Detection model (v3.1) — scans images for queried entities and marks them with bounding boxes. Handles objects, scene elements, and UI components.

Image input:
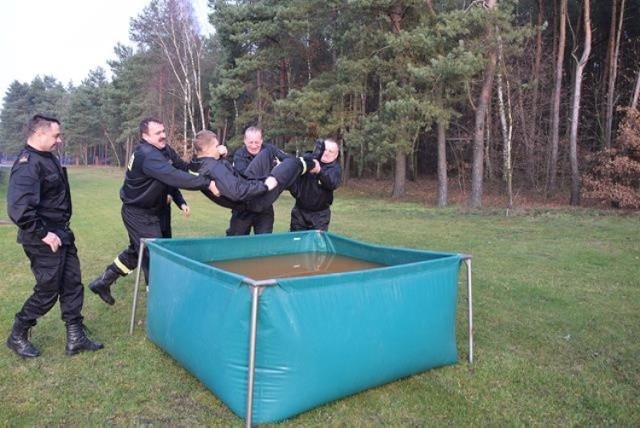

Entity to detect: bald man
[289,139,342,231]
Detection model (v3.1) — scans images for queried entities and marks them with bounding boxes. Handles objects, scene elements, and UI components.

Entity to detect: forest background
[1,0,639,210]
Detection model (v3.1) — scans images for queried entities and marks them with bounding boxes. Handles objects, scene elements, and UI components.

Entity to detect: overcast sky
[0,0,212,112]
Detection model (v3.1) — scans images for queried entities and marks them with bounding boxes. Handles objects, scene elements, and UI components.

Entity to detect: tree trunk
[527,0,544,188]
[631,69,640,110]
[437,121,448,207]
[604,0,625,149]
[221,118,228,145]
[569,0,591,206]
[484,99,493,181]
[82,144,88,166]
[469,0,498,209]
[358,141,364,178]
[547,0,566,196]
[359,88,367,178]
[280,58,287,99]
[410,128,420,182]
[184,30,206,130]
[391,150,406,199]
[306,18,313,83]
[343,148,351,186]
[497,29,514,209]
[603,0,618,148]
[389,4,408,199]
[257,70,263,127]
[516,86,533,187]
[183,98,188,157]
[233,99,239,136]
[102,127,121,167]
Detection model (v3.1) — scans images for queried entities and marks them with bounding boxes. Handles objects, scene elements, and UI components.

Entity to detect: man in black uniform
[88,117,219,306]
[6,114,103,357]
[188,130,315,212]
[289,139,342,231]
[227,126,291,235]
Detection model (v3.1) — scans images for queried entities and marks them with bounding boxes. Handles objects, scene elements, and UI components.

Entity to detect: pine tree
[0,77,67,156]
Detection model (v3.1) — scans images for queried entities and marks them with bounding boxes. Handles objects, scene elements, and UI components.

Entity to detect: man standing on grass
[289,139,342,231]
[6,114,103,357]
[88,117,220,306]
[226,126,291,235]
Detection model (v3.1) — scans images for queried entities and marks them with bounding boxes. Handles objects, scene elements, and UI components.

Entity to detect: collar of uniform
[24,144,54,157]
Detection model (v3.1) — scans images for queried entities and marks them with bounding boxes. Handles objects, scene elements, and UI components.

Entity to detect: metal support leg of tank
[129,238,152,335]
[461,254,473,364]
[244,278,276,428]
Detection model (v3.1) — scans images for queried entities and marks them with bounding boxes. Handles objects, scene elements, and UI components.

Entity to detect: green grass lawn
[0,167,638,425]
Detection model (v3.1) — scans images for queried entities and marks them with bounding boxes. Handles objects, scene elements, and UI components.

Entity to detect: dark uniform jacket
[188,156,268,209]
[168,187,187,208]
[8,145,72,244]
[290,160,342,212]
[232,143,290,179]
[121,139,210,212]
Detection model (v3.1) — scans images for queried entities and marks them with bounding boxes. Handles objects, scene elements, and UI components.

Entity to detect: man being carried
[188,130,316,213]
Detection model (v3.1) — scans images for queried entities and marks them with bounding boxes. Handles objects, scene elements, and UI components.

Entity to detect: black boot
[89,264,121,305]
[300,154,316,174]
[65,323,104,356]
[6,319,40,358]
[312,138,325,160]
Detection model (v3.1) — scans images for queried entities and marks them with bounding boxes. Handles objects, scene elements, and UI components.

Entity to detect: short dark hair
[27,114,60,137]
[194,130,218,153]
[139,117,163,137]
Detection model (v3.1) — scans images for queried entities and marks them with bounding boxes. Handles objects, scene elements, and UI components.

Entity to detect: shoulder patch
[18,153,29,164]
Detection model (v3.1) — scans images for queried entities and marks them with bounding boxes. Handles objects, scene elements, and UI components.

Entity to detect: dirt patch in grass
[342,178,569,208]
[342,178,640,216]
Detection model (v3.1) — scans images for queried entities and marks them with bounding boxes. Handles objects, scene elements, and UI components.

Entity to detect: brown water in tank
[209,252,385,280]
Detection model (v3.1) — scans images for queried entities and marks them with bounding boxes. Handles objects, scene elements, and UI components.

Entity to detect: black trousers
[159,204,172,239]
[226,150,301,236]
[290,206,331,231]
[245,157,306,213]
[226,207,275,235]
[114,205,163,281]
[16,241,84,327]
